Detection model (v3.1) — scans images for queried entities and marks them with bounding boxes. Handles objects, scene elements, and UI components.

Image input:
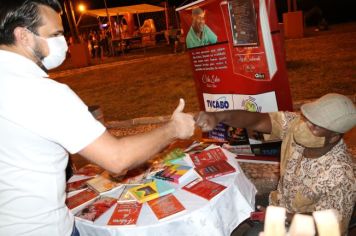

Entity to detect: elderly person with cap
[186,7,217,49]
[195,93,356,235]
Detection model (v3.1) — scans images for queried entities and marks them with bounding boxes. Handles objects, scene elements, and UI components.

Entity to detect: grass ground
[53,22,356,122]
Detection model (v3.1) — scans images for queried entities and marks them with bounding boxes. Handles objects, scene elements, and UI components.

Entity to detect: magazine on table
[107,202,143,226]
[75,196,117,222]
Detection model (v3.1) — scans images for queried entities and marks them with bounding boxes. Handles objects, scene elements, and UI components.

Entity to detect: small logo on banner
[206,97,230,110]
[203,93,234,112]
[241,96,262,112]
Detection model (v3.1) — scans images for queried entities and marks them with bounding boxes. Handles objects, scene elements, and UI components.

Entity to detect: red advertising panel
[177,0,293,141]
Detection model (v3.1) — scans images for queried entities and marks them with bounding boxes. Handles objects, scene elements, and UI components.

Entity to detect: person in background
[186,7,217,49]
[196,93,356,235]
[0,1,195,235]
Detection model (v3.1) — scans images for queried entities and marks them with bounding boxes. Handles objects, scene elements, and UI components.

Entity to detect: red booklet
[147,194,186,220]
[107,202,143,226]
[182,178,227,200]
[75,196,117,222]
[190,147,235,179]
[190,147,227,167]
[66,188,99,210]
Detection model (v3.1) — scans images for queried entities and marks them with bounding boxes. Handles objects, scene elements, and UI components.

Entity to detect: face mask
[293,119,325,148]
[41,36,68,70]
[27,30,68,70]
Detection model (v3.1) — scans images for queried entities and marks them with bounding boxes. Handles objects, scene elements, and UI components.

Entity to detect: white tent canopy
[84,4,164,17]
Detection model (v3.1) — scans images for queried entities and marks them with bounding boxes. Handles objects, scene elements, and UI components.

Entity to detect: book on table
[117,185,139,203]
[146,148,186,177]
[128,179,175,203]
[147,194,186,221]
[190,147,236,179]
[75,196,117,222]
[66,177,94,193]
[182,178,227,201]
[107,202,143,226]
[65,188,99,211]
[162,148,186,163]
[190,147,228,166]
[86,171,122,194]
[153,162,193,184]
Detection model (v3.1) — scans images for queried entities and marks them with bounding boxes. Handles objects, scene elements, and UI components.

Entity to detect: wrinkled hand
[195,111,218,132]
[170,99,195,139]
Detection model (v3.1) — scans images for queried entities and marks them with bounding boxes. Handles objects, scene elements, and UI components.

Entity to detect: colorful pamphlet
[147,194,186,220]
[182,178,227,200]
[128,179,175,203]
[65,188,99,210]
[163,148,185,163]
[107,202,143,226]
[75,196,117,222]
[153,163,193,184]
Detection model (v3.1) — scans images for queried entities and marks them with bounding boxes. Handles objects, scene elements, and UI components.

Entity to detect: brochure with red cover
[147,194,186,220]
[195,160,236,179]
[107,202,143,226]
[182,178,227,200]
[190,147,228,167]
[66,188,99,210]
[190,147,235,179]
[75,196,117,222]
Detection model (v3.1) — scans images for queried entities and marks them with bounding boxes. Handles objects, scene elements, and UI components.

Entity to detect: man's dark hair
[0,0,62,45]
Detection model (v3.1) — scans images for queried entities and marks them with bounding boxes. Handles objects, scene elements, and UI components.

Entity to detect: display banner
[177,0,293,141]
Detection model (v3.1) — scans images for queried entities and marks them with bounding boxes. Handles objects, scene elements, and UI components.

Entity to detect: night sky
[59,0,356,32]
[60,0,356,22]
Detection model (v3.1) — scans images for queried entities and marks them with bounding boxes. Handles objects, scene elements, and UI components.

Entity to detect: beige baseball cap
[301,93,356,133]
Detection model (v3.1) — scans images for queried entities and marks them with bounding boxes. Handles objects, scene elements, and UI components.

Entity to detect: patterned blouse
[267,111,355,234]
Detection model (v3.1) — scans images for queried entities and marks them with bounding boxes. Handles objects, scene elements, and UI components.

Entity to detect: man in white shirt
[0,1,195,235]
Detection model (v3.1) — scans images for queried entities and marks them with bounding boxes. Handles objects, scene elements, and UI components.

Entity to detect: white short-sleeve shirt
[0,50,106,235]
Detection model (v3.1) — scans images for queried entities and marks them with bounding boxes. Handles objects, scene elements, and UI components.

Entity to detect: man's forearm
[212,110,272,133]
[113,122,177,170]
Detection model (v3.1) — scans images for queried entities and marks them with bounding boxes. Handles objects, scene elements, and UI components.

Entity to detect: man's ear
[13,27,31,46]
[329,133,342,144]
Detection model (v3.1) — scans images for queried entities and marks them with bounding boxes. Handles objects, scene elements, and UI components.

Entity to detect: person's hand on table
[169,98,195,139]
[195,111,219,132]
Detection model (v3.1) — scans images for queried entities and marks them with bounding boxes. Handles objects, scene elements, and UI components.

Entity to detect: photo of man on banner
[186,7,218,49]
